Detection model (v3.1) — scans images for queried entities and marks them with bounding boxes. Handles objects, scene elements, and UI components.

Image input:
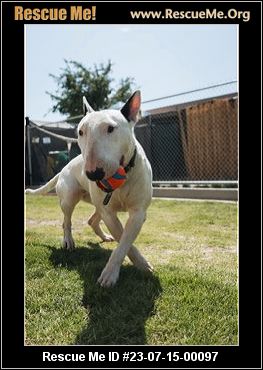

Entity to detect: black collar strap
[124,147,137,173]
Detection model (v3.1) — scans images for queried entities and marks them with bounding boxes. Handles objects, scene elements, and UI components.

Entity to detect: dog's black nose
[86,167,105,181]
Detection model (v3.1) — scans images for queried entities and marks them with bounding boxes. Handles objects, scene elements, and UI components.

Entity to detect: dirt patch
[26,219,61,226]
[201,245,237,260]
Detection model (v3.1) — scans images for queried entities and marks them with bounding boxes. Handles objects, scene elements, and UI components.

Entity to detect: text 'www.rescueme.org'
[130,8,251,22]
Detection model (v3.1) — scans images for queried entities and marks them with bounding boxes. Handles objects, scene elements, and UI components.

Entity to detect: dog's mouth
[85,155,126,182]
[86,167,105,181]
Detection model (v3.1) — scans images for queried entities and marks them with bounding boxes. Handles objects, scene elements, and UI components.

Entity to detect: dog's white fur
[26,91,153,287]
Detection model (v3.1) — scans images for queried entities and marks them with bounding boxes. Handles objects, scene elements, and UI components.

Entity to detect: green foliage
[46,60,135,117]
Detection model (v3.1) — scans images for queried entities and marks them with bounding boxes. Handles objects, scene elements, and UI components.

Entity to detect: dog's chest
[88,180,129,211]
[109,188,129,211]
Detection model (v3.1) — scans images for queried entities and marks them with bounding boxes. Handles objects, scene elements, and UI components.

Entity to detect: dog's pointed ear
[83,96,94,115]
[120,91,141,123]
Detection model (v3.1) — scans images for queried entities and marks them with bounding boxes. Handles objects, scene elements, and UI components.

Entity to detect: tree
[46,60,135,117]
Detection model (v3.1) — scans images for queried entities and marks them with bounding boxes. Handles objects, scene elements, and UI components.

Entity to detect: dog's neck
[121,144,137,174]
[124,147,137,174]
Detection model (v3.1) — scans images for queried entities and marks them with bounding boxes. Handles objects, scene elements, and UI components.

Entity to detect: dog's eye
[107,126,115,134]
[79,129,83,136]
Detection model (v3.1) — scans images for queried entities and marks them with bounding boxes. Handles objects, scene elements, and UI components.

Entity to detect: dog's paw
[101,234,115,243]
[97,265,120,288]
[62,236,75,251]
[135,259,154,273]
[143,261,154,273]
[130,255,154,272]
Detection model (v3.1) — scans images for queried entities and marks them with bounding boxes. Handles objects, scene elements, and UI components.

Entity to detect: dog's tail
[25,173,60,195]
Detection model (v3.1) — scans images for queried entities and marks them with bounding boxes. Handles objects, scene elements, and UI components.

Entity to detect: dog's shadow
[49,243,162,345]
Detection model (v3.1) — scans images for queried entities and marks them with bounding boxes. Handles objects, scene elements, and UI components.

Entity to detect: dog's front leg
[98,212,153,272]
[98,209,146,287]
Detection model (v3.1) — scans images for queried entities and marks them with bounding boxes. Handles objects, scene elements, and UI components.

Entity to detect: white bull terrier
[26,91,153,287]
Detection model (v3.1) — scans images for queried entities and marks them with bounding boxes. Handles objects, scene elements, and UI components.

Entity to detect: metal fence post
[26,117,33,186]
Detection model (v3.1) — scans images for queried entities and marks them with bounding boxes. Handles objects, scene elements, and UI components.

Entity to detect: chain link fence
[26,82,238,186]
[136,93,238,184]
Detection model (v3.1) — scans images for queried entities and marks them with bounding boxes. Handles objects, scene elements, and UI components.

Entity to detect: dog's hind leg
[56,176,81,251]
[60,199,79,250]
[88,211,114,242]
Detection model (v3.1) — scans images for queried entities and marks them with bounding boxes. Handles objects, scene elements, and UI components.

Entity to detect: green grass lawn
[25,195,238,345]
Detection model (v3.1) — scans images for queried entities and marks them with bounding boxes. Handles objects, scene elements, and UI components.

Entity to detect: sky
[26,24,237,121]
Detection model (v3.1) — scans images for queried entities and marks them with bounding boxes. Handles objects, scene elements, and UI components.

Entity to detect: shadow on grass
[49,243,162,345]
